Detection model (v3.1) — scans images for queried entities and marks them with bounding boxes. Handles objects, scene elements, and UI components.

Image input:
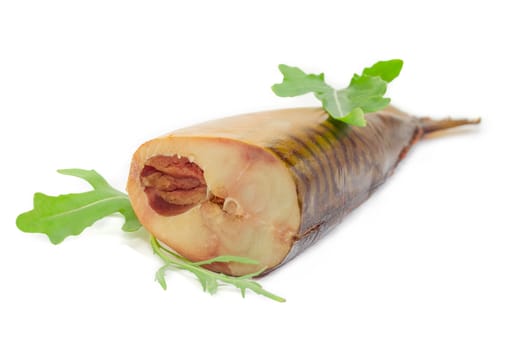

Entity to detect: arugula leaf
[362,59,403,82]
[150,236,286,302]
[272,59,403,126]
[16,169,141,244]
[17,169,283,301]
[271,64,330,96]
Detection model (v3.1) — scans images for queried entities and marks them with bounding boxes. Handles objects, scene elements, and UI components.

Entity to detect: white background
[1,1,524,349]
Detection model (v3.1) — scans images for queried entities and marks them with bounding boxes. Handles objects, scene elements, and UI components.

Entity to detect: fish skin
[128,106,479,275]
[264,106,479,273]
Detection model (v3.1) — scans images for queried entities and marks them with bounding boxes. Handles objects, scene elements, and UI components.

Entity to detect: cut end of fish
[127,136,301,276]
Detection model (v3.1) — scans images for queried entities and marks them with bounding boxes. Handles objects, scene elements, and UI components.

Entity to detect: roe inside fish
[140,155,208,216]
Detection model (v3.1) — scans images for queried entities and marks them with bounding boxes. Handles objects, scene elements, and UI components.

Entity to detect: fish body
[127,107,478,275]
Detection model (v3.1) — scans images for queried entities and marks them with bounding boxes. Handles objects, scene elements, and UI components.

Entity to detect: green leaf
[150,236,286,302]
[17,169,285,301]
[196,274,209,292]
[315,89,353,118]
[338,108,367,127]
[272,59,403,126]
[155,265,170,290]
[16,169,141,244]
[346,74,390,113]
[193,255,260,266]
[361,59,403,82]
[205,277,219,295]
[272,64,330,96]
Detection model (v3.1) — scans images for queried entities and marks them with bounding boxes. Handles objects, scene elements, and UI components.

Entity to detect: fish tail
[420,117,481,134]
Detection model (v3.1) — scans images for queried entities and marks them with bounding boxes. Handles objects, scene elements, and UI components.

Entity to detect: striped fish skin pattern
[267,110,422,269]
